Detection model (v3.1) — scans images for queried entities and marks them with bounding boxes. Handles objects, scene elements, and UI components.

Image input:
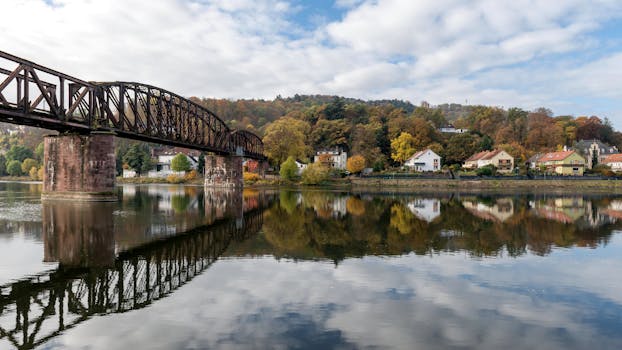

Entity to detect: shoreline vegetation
[4,176,621,192]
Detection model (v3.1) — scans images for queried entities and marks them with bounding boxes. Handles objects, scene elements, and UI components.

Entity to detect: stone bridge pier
[204,154,243,188]
[43,132,116,201]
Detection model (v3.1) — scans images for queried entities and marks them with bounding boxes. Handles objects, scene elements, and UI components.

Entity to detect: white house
[603,153,622,171]
[404,149,441,172]
[123,148,200,178]
[295,160,308,175]
[314,148,347,169]
[148,153,198,178]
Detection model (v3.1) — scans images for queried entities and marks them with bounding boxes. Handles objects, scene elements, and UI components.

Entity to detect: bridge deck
[0,51,264,159]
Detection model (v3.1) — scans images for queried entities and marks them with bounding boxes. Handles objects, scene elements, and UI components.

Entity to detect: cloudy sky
[1,0,622,126]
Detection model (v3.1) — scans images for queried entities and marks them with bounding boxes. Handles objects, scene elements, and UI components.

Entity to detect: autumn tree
[346,155,366,174]
[21,158,38,174]
[525,112,563,151]
[171,154,191,172]
[443,133,482,165]
[311,119,350,150]
[390,132,417,164]
[263,117,311,166]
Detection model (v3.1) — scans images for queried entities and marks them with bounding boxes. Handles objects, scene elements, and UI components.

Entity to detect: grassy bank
[348,177,622,192]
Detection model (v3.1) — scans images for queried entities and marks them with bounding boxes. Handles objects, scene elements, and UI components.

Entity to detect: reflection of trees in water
[254,193,622,262]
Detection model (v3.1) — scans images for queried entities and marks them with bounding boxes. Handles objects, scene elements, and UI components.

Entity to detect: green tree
[280,156,298,181]
[34,142,44,162]
[6,160,22,176]
[311,119,350,150]
[263,117,311,166]
[301,163,329,185]
[0,154,6,176]
[443,133,482,165]
[6,145,33,163]
[122,144,152,176]
[198,153,205,175]
[21,158,38,174]
[390,132,416,164]
[171,153,191,172]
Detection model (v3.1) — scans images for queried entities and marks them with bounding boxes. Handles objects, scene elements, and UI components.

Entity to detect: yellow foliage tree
[390,132,416,164]
[346,155,366,174]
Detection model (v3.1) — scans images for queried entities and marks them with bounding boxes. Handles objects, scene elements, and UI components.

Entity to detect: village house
[404,149,441,172]
[463,150,514,172]
[295,159,308,175]
[573,139,619,169]
[439,124,468,134]
[314,148,347,169]
[603,154,622,172]
[534,150,585,176]
[123,148,199,178]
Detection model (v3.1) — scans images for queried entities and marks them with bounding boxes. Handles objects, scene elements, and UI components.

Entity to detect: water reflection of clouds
[45,235,622,350]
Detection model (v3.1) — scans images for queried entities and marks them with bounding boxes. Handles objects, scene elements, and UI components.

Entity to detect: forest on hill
[0,94,619,175]
[194,95,620,169]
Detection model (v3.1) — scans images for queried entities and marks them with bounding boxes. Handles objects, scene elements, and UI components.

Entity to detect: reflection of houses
[463,150,514,172]
[462,198,514,222]
[313,196,347,219]
[602,200,622,221]
[314,148,347,169]
[530,197,585,224]
[574,139,619,169]
[404,149,441,172]
[533,150,585,176]
[407,198,440,222]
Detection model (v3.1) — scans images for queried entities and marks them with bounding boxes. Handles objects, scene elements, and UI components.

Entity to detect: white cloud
[0,0,621,125]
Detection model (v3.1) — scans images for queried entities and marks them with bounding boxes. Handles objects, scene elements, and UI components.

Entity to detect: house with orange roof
[534,150,585,176]
[603,153,622,171]
[404,149,441,172]
[463,149,514,173]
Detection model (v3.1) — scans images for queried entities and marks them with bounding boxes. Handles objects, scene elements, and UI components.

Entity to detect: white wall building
[314,149,347,169]
[295,160,308,175]
[404,149,441,172]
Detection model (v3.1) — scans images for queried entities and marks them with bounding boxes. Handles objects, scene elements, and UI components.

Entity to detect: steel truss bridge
[0,210,264,350]
[0,51,264,159]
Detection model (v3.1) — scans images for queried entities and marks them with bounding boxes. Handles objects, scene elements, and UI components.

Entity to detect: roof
[527,153,543,163]
[538,150,578,162]
[574,139,619,155]
[603,153,622,163]
[407,149,439,161]
[465,149,510,162]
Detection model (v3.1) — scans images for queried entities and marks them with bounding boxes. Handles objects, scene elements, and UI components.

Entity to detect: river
[0,182,621,349]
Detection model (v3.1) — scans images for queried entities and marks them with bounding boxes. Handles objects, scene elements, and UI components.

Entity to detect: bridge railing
[0,51,265,159]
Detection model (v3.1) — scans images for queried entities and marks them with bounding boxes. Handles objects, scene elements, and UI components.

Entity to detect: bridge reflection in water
[0,192,267,350]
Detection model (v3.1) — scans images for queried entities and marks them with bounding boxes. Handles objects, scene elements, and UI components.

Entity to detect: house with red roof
[603,153,622,172]
[463,149,514,173]
[534,150,585,176]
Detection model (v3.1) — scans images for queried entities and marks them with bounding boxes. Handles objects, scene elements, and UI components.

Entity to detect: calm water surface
[0,182,621,349]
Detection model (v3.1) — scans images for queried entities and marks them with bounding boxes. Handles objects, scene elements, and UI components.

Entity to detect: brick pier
[43,132,116,201]
[204,155,243,188]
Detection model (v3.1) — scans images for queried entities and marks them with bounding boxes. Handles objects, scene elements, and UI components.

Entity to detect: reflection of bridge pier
[42,201,116,267]
[204,188,244,225]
